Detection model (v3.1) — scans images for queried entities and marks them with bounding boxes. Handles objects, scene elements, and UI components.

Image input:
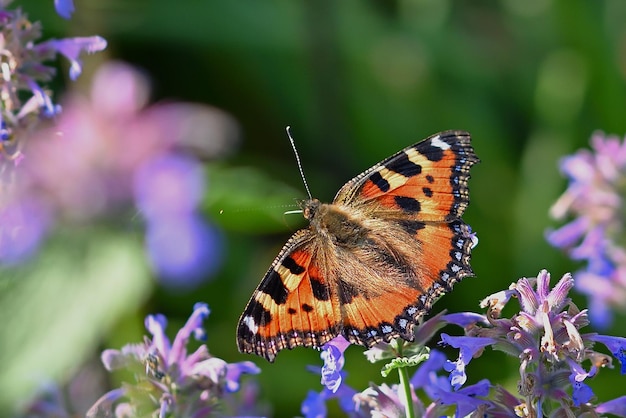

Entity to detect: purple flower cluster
[302,270,626,417]
[0,1,105,162]
[87,303,262,417]
[547,131,626,328]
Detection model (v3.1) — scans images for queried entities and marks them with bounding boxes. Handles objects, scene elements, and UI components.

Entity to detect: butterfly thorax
[302,198,368,247]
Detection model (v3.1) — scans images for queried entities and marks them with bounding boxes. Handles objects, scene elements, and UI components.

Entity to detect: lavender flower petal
[588,334,626,374]
[595,396,626,416]
[42,36,107,80]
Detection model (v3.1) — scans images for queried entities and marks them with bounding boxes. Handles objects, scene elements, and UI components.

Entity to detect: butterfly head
[301,198,321,221]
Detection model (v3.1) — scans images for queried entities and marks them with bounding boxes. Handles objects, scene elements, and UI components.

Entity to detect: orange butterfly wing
[237,131,478,361]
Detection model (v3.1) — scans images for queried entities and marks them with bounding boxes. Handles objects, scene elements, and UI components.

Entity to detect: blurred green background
[2,0,626,416]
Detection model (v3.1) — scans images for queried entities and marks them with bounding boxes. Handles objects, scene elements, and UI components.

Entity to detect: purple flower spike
[54,0,75,19]
[89,303,262,416]
[548,131,626,327]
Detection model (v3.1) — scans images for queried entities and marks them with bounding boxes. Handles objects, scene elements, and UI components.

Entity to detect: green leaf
[0,228,152,409]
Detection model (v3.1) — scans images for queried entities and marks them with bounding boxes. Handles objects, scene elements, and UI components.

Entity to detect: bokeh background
[2,0,626,416]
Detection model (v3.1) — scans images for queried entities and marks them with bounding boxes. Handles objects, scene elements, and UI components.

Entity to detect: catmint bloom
[473,270,626,416]
[0,2,106,161]
[547,131,626,327]
[87,303,261,417]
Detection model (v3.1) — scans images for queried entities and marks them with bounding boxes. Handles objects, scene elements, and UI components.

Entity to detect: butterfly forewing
[334,131,477,222]
[237,130,479,362]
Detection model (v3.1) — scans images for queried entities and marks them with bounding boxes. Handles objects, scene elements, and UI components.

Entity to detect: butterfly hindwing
[237,231,342,362]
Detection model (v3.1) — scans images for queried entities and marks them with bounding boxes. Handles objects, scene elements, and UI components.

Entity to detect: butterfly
[237,131,479,362]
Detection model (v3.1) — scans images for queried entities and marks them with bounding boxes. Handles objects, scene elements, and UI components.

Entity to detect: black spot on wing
[368,171,390,192]
[264,270,289,305]
[394,196,421,213]
[426,175,434,183]
[282,255,306,275]
[246,299,272,326]
[339,280,358,304]
[422,140,445,161]
[310,276,331,301]
[422,187,433,197]
[288,308,297,315]
[302,303,314,312]
[398,220,426,235]
[386,151,422,177]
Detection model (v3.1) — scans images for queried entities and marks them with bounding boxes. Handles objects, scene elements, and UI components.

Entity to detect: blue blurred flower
[54,0,75,19]
[136,154,223,286]
[88,303,261,417]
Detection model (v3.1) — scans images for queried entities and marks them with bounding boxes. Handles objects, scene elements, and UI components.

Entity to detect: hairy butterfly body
[237,131,479,362]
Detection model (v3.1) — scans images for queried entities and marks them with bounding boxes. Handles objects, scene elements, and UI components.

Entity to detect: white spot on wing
[431,136,451,150]
[243,316,258,334]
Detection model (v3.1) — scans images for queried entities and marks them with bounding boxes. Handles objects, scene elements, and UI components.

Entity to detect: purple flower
[435,379,491,418]
[54,0,75,19]
[90,303,261,417]
[354,383,408,418]
[319,336,350,393]
[302,383,357,418]
[596,396,626,416]
[439,334,495,389]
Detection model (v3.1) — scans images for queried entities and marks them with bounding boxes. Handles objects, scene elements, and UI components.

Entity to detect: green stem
[396,343,415,418]
[398,365,415,418]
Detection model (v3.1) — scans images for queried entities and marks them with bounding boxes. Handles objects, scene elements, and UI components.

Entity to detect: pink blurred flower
[3,61,238,284]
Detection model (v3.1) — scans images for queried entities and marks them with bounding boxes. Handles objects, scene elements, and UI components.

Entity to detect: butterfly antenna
[286,126,313,200]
